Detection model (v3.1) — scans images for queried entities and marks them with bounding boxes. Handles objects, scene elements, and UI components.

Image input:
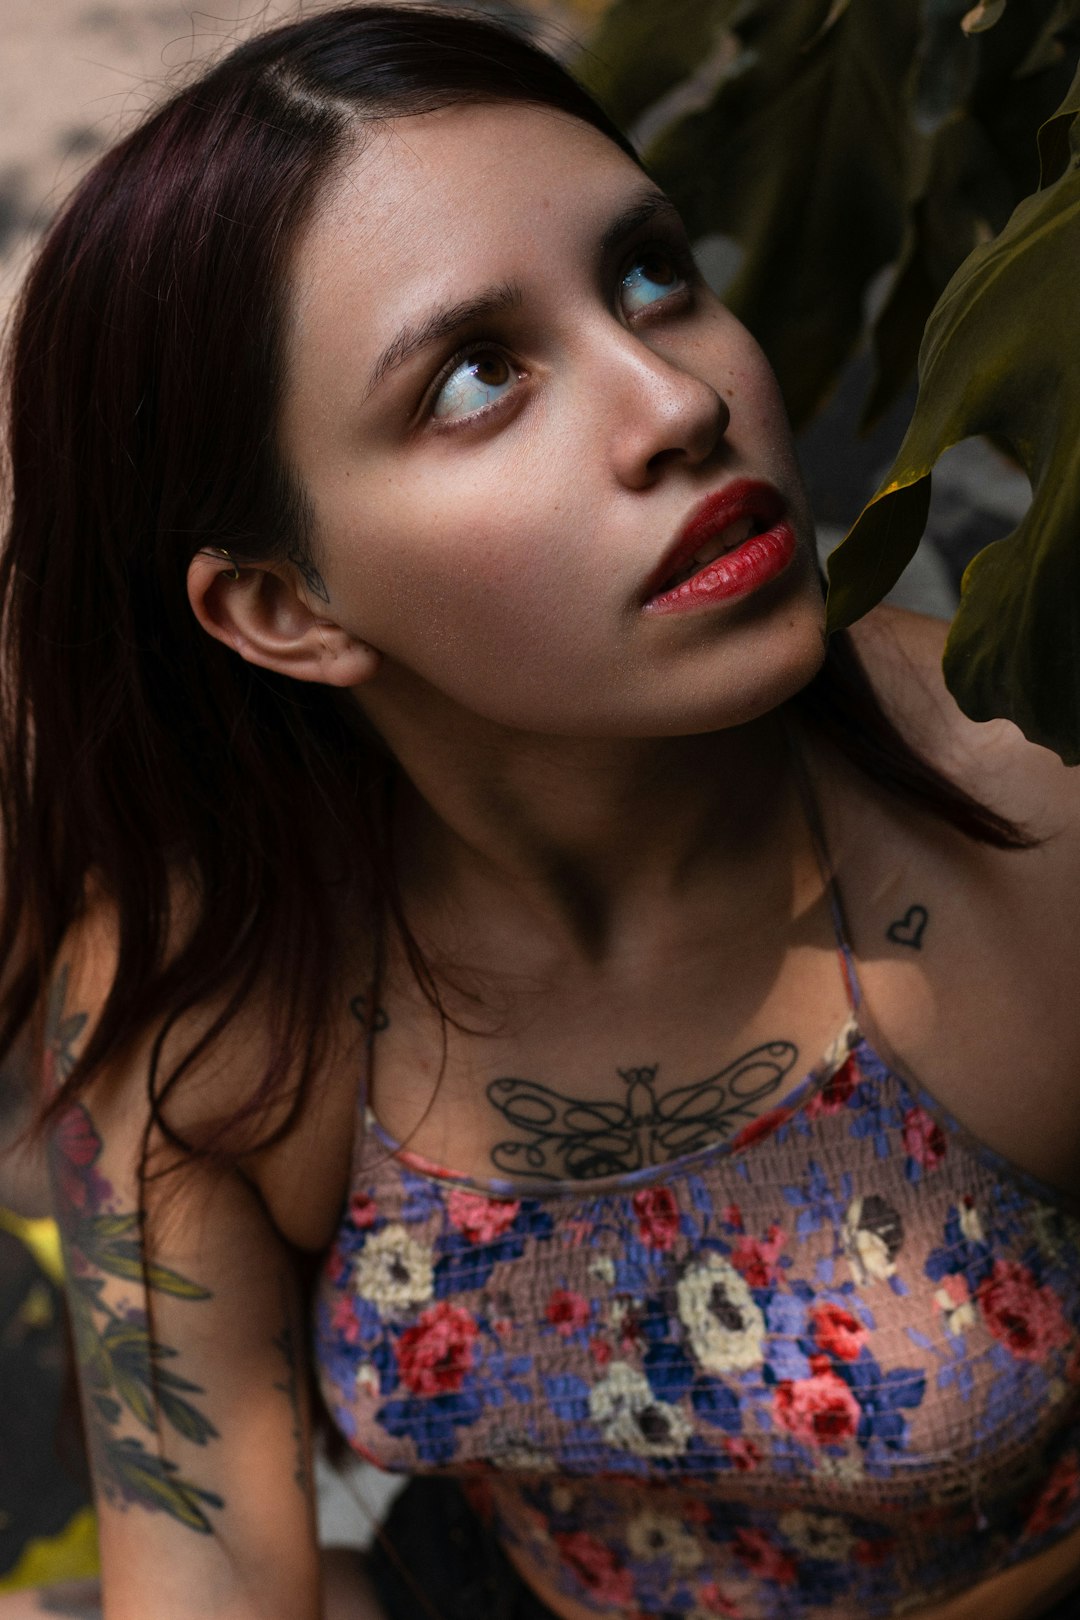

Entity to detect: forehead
[285,100,643,365]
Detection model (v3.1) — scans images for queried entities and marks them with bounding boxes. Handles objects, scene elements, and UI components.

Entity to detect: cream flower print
[354,1362,380,1399]
[815,1451,865,1486]
[626,1509,703,1571]
[934,1273,976,1335]
[778,1509,855,1562]
[589,1361,692,1457]
[352,1224,434,1314]
[843,1194,904,1284]
[959,1199,985,1244]
[822,1018,857,1071]
[488,1428,555,1471]
[589,1255,616,1286]
[677,1253,766,1373]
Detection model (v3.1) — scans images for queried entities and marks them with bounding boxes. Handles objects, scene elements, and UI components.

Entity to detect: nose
[604,333,731,490]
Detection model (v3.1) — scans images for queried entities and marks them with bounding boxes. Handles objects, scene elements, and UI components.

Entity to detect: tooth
[688,519,754,576]
[659,515,763,594]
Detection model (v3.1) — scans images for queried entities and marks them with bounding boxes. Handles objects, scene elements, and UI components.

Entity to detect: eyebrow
[363,281,524,403]
[362,187,682,403]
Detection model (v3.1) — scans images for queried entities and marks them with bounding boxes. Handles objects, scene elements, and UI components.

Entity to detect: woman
[0,7,1078,1619]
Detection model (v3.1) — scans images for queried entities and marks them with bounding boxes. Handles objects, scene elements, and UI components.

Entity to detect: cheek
[695,310,794,457]
[326,468,606,675]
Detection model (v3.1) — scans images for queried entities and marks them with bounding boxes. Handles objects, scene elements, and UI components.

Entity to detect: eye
[431,348,518,421]
[620,247,689,317]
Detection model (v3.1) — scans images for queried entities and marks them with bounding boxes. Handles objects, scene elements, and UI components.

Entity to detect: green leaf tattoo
[46,969,223,1534]
[44,963,88,1090]
[106,1439,223,1536]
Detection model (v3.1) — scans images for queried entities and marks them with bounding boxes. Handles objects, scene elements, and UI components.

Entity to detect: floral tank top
[314,875,1080,1619]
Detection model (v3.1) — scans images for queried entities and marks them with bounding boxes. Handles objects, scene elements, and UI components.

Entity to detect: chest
[256,799,1080,1251]
[314,1043,1080,1507]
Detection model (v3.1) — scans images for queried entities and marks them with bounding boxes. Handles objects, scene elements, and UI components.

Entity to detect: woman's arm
[42,933,333,1620]
[0,1552,386,1620]
[54,1094,321,1618]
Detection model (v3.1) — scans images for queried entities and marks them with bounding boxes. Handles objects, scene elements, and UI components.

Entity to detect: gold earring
[208,547,240,581]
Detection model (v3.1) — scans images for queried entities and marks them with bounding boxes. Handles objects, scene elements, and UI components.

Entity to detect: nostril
[645,446,691,477]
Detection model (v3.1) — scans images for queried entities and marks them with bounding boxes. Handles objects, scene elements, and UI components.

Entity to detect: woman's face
[279,101,826,738]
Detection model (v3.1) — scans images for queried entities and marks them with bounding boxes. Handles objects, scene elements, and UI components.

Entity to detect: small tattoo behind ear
[349,991,389,1033]
[287,546,330,604]
[886,904,928,950]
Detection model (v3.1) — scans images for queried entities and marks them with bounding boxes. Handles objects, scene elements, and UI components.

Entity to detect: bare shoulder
[848,603,1080,846]
[53,882,361,1252]
[844,607,1080,1193]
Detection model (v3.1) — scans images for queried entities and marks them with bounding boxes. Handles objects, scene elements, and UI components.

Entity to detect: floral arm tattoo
[46,967,224,1535]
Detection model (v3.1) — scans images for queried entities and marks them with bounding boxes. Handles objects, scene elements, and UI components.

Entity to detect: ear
[186,550,381,688]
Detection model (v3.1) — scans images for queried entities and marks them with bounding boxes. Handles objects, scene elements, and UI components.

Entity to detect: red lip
[641,478,794,616]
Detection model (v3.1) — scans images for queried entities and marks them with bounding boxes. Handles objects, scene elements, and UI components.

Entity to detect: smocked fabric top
[314,875,1080,1619]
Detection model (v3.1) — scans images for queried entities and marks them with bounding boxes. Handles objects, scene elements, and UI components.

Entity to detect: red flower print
[1024,1452,1080,1538]
[729,1105,790,1152]
[697,1580,742,1617]
[976,1260,1071,1363]
[733,1527,796,1585]
[806,1054,858,1117]
[901,1107,946,1171]
[722,1435,762,1472]
[446,1189,520,1244]
[56,1104,102,1168]
[546,1288,590,1337]
[631,1186,680,1250]
[811,1302,867,1362]
[395,1302,478,1395]
[773,1366,860,1446]
[52,1102,108,1214]
[615,1300,643,1352]
[731,1224,787,1288]
[589,1336,613,1367]
[330,1295,361,1347]
[554,1531,634,1607]
[722,1203,744,1231]
[561,1217,594,1249]
[348,1192,379,1230]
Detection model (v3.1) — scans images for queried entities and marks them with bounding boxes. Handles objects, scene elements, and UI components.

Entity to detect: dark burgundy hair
[0,4,1027,1158]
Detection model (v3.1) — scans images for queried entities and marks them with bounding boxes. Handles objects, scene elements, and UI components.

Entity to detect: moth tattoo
[486,1040,798,1180]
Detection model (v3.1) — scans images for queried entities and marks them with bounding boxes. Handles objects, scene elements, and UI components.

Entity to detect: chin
[653,578,829,738]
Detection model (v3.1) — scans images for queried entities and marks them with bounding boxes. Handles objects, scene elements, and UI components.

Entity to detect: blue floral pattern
[315,1021,1080,1617]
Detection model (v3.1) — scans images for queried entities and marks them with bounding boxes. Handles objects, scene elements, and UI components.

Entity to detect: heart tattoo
[886,904,928,950]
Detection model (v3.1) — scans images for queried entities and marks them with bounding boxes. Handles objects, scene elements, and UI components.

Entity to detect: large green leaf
[646,0,920,425]
[826,60,1080,761]
[578,0,737,133]
[862,113,1008,428]
[865,0,1078,423]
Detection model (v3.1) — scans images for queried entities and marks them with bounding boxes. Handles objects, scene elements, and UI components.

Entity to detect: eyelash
[422,235,698,432]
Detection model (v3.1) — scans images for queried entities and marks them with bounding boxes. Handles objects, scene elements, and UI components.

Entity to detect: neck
[359,681,810,966]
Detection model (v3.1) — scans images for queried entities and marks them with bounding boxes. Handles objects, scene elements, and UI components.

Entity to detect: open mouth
[642,481,795,615]
[655,514,763,594]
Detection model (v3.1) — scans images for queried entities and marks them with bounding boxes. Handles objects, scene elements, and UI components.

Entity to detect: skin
[44,101,1080,1620]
